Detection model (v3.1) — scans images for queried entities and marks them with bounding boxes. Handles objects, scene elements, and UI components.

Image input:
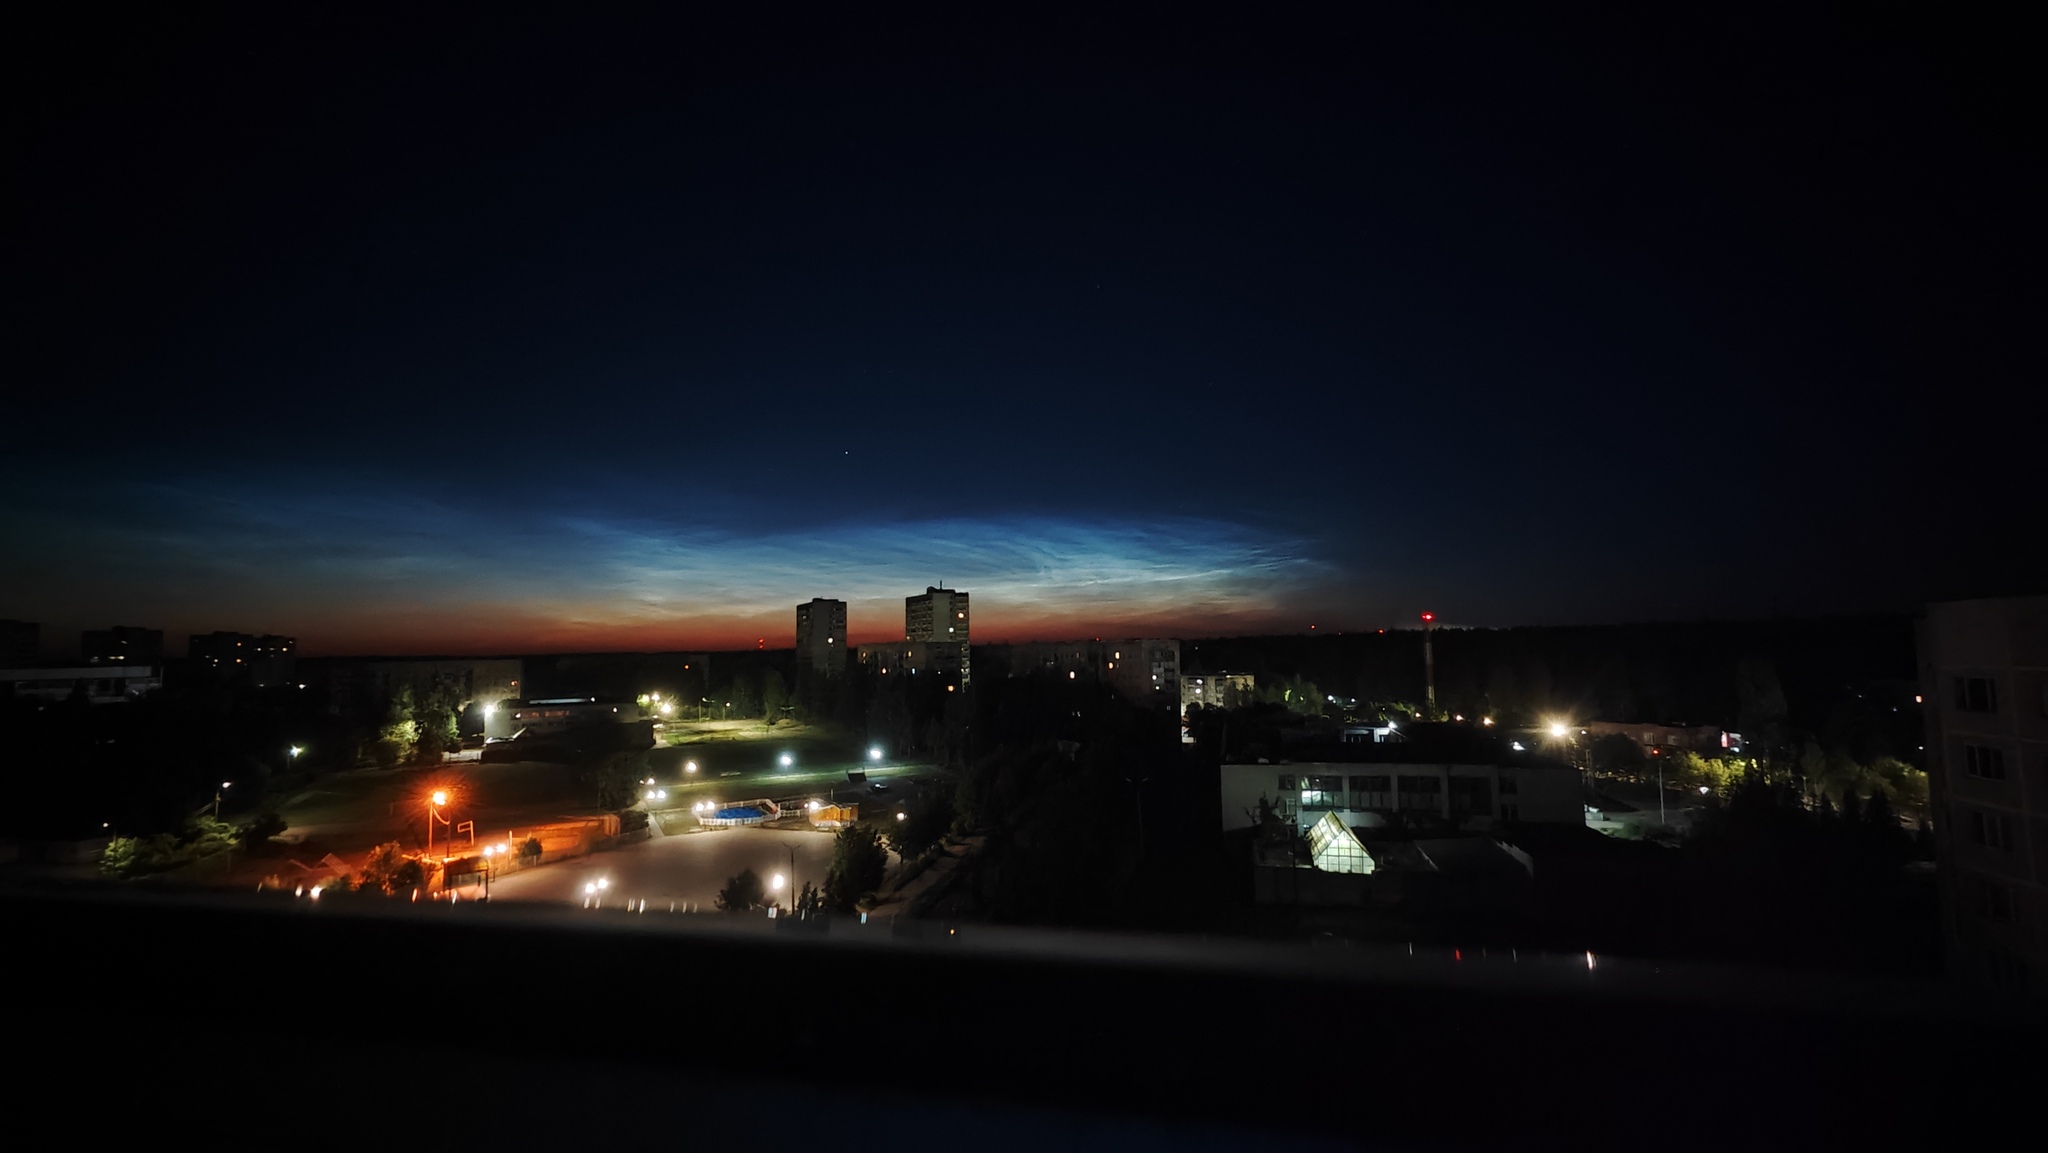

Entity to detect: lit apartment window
[1953,676,1998,713]
[1300,775,1343,809]
[1964,744,2008,780]
[1970,811,2013,851]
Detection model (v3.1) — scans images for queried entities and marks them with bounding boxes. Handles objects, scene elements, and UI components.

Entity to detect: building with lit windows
[188,631,297,687]
[856,640,961,682]
[905,586,970,688]
[794,598,847,678]
[1219,729,1583,834]
[980,639,1181,707]
[1182,671,1255,713]
[1919,595,2047,997]
[80,626,162,667]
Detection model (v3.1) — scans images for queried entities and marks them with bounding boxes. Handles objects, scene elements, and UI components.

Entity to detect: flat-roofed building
[905,587,970,688]
[795,598,847,678]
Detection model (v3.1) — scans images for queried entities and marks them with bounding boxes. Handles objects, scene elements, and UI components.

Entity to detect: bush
[716,867,766,912]
[100,834,179,878]
[240,810,288,852]
[358,842,417,895]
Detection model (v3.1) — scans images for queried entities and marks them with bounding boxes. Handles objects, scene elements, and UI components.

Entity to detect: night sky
[6,7,2040,656]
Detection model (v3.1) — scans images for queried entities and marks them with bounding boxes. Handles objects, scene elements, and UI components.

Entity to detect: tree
[793,880,824,918]
[519,836,543,862]
[377,686,419,767]
[239,810,287,852]
[716,867,766,912]
[579,750,642,810]
[1588,732,1647,778]
[413,684,463,764]
[1735,657,1789,753]
[761,671,788,725]
[824,825,888,912]
[358,841,418,895]
[886,790,954,859]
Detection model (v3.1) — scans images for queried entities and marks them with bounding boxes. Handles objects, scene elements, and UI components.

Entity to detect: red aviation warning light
[1420,612,1435,623]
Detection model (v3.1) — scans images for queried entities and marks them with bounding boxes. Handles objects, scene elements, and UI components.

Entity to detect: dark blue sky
[5,7,2040,654]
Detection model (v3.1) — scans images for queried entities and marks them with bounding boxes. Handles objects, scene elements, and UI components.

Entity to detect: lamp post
[213,781,231,820]
[784,843,801,915]
[426,789,449,855]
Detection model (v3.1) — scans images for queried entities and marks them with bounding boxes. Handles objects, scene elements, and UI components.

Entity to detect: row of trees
[1585,731,1930,813]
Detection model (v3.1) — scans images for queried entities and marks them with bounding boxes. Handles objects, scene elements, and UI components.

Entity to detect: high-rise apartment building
[1918,595,2047,997]
[795,598,848,678]
[81,626,163,666]
[905,586,970,688]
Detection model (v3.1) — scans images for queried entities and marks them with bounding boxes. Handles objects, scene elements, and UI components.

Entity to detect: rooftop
[1240,723,1578,769]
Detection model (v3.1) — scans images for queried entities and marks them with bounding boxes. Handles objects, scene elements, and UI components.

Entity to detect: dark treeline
[1,676,359,839]
[1187,615,1916,731]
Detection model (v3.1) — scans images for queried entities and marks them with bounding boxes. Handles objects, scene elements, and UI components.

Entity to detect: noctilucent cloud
[2,474,1333,654]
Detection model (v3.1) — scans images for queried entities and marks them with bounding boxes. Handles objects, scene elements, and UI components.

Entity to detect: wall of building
[1220,761,1583,833]
[80,626,162,666]
[187,632,298,687]
[1182,672,1254,713]
[982,639,1181,707]
[795,599,847,677]
[1919,595,2048,995]
[857,641,961,681]
[485,697,634,739]
[0,666,161,703]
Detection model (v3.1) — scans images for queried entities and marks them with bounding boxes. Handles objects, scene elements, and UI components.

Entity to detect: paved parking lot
[482,825,850,910]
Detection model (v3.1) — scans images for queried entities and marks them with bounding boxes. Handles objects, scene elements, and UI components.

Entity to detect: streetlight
[1548,721,1569,739]
[782,843,800,914]
[288,745,303,760]
[685,760,698,774]
[779,753,793,768]
[427,789,450,855]
[213,781,232,819]
[868,746,882,762]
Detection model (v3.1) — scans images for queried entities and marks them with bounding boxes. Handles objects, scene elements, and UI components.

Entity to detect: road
[482,825,852,910]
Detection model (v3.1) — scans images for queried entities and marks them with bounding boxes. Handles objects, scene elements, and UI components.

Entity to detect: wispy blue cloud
[1,473,1335,650]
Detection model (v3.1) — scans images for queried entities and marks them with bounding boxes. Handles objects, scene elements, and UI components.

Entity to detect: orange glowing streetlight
[426,789,451,855]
